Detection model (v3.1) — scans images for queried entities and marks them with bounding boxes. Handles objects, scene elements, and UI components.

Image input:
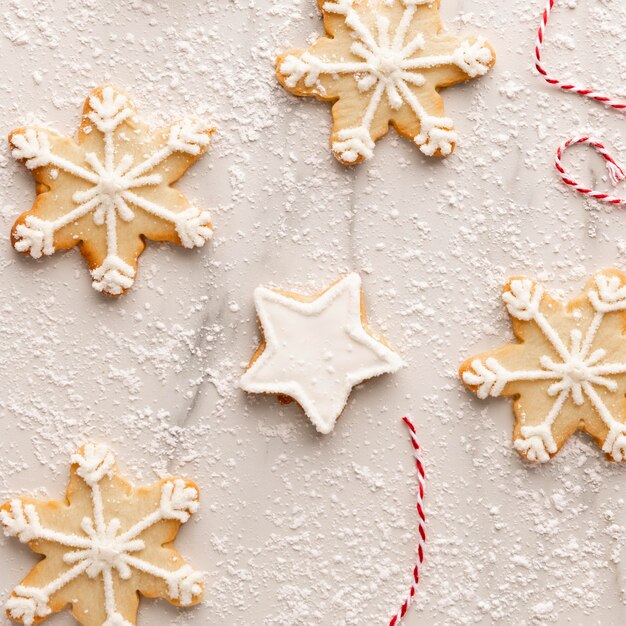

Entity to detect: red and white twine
[555,136,626,205]
[534,0,626,204]
[534,0,626,110]
[388,417,426,626]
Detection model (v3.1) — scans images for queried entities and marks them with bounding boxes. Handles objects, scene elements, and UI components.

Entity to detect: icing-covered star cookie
[10,85,214,296]
[276,0,495,164]
[1,443,204,625]
[460,270,626,463]
[240,274,402,433]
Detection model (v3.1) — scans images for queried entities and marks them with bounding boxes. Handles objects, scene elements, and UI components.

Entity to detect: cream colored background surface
[1,0,626,624]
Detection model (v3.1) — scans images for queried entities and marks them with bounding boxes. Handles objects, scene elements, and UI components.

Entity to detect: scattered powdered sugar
[1,0,626,624]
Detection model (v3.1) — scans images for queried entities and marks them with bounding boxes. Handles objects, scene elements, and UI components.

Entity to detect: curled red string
[534,0,626,205]
[534,0,626,110]
[555,136,626,205]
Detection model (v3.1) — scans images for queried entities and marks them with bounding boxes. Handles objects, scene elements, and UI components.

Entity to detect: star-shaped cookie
[240,273,403,433]
[1,443,204,625]
[276,0,495,164]
[460,270,626,463]
[10,85,214,296]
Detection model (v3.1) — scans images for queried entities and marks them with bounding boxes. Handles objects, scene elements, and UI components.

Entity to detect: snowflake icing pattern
[276,0,495,164]
[461,270,626,463]
[10,86,213,295]
[0,443,204,626]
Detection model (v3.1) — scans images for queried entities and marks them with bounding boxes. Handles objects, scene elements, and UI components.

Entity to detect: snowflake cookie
[275,0,495,164]
[240,273,403,434]
[460,270,626,463]
[10,85,214,296]
[0,443,204,625]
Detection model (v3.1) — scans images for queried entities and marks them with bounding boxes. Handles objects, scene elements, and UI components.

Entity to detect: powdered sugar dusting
[2,0,626,624]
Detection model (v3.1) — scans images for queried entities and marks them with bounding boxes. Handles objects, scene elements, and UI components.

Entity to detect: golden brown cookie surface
[10,85,214,296]
[460,269,626,463]
[1,443,204,625]
[276,0,495,164]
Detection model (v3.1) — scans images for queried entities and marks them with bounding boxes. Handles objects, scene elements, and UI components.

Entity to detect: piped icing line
[240,273,403,434]
[462,272,626,463]
[0,443,204,626]
[533,0,626,206]
[278,0,494,163]
[388,416,426,626]
[11,86,213,296]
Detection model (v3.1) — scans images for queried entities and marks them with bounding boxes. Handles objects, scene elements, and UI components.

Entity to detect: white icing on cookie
[0,443,204,625]
[463,273,626,463]
[240,274,403,434]
[11,86,213,296]
[279,0,493,161]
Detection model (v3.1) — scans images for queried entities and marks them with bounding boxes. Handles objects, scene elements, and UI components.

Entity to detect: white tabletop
[1,0,626,624]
